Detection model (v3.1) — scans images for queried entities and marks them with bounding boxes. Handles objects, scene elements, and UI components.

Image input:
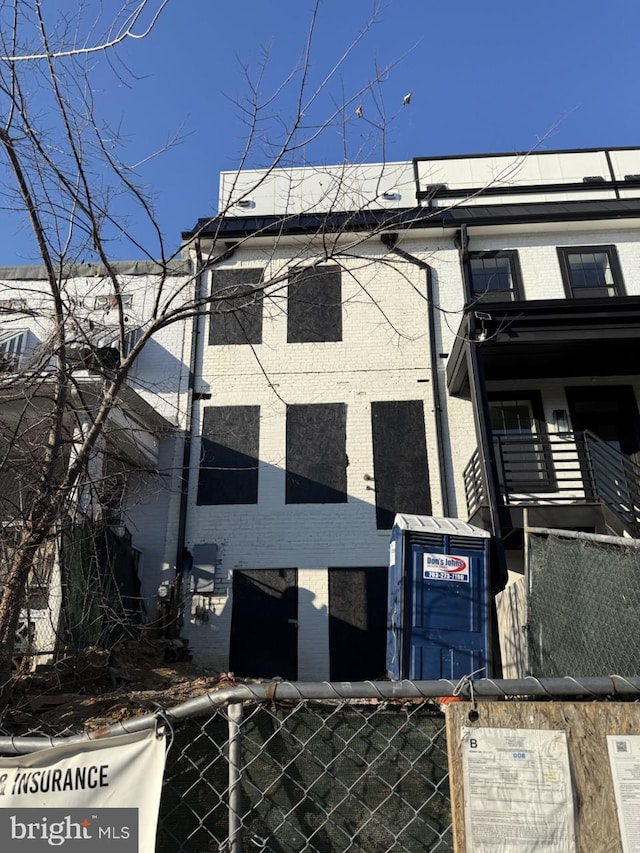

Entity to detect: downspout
[173,241,203,581]
[456,224,508,593]
[174,240,238,580]
[380,234,451,517]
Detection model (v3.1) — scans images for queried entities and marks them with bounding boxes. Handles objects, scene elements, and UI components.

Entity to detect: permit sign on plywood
[607,734,640,852]
[423,553,470,583]
[0,728,165,853]
[460,726,576,852]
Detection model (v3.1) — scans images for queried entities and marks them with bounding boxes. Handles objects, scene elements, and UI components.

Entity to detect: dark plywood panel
[197,405,260,505]
[286,403,347,503]
[230,569,297,679]
[209,268,264,345]
[287,266,342,343]
[328,566,388,681]
[371,400,431,529]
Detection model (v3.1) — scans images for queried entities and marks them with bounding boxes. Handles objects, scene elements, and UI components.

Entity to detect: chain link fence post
[228,701,244,853]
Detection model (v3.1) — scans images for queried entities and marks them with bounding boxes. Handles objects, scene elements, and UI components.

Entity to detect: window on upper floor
[0,298,27,312]
[0,329,27,372]
[197,405,260,505]
[557,245,624,299]
[209,268,264,345]
[0,329,26,356]
[122,327,142,358]
[286,403,347,503]
[468,250,523,302]
[94,294,133,311]
[287,265,342,343]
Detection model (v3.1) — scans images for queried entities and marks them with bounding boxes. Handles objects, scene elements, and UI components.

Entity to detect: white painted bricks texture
[182,218,640,671]
[0,270,193,629]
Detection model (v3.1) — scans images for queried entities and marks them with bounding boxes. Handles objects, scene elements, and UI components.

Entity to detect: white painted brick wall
[184,238,446,667]
[182,219,640,671]
[297,568,330,681]
[0,269,193,629]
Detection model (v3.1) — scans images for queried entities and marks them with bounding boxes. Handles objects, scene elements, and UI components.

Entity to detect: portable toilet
[387,514,492,680]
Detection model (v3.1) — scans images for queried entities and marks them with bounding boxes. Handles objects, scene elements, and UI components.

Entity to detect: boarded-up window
[286,403,347,503]
[287,266,342,343]
[209,268,264,345]
[197,406,260,505]
[371,400,431,529]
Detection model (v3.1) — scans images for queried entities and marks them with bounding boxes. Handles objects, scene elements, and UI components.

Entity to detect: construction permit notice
[607,735,640,852]
[460,726,576,853]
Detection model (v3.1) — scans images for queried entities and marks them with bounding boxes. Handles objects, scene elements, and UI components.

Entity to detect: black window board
[287,265,342,343]
[197,405,260,505]
[371,400,431,529]
[286,403,347,503]
[209,268,264,345]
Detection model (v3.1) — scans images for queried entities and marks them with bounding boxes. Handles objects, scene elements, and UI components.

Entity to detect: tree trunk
[0,534,50,709]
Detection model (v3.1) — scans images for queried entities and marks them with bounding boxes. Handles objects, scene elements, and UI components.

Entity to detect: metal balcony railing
[463,431,640,537]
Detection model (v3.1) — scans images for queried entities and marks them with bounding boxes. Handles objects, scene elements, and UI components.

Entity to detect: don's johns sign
[423,553,470,583]
[0,729,165,852]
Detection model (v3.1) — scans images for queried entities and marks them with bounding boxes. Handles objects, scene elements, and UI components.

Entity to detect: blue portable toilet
[387,514,492,680]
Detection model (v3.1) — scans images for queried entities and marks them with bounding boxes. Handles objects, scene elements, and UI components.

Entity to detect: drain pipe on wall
[380,233,451,517]
[174,239,238,584]
[456,224,508,593]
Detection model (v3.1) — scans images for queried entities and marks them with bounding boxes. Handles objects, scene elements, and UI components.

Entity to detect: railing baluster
[464,431,640,536]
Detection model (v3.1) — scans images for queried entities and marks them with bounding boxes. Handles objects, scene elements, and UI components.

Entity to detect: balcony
[464,431,640,537]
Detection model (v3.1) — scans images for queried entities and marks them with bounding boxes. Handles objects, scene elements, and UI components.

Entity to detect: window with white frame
[0,298,27,312]
[0,329,27,371]
[122,327,142,357]
[94,294,133,311]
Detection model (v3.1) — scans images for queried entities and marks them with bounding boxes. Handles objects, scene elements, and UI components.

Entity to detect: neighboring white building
[0,260,193,662]
[179,146,640,680]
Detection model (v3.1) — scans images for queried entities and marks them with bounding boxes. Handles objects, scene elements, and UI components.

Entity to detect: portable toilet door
[387,515,492,681]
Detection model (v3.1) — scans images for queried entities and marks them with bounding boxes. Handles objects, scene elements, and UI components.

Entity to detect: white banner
[0,728,166,852]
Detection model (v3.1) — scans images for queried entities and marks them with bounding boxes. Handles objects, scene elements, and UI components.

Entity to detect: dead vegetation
[4,639,237,733]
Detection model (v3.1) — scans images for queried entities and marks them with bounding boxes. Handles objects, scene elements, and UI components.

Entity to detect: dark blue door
[406,536,489,680]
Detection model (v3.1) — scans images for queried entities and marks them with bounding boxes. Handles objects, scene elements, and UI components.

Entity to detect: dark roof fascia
[413,145,640,162]
[0,259,191,282]
[447,294,640,395]
[466,294,640,324]
[183,198,640,241]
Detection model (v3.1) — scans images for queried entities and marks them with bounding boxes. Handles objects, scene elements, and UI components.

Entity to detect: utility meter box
[387,514,492,680]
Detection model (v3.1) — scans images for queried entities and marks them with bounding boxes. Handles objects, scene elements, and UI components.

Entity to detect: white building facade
[7,147,640,679]
[179,146,640,680]
[0,261,193,661]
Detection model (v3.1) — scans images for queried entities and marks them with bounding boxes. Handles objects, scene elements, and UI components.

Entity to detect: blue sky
[1,0,639,265]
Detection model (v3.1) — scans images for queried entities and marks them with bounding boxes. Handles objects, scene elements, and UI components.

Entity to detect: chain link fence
[527,528,640,677]
[4,678,640,851]
[0,682,457,853]
[158,696,451,852]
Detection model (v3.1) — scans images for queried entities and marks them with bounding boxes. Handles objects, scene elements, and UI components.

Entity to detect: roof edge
[0,259,192,281]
